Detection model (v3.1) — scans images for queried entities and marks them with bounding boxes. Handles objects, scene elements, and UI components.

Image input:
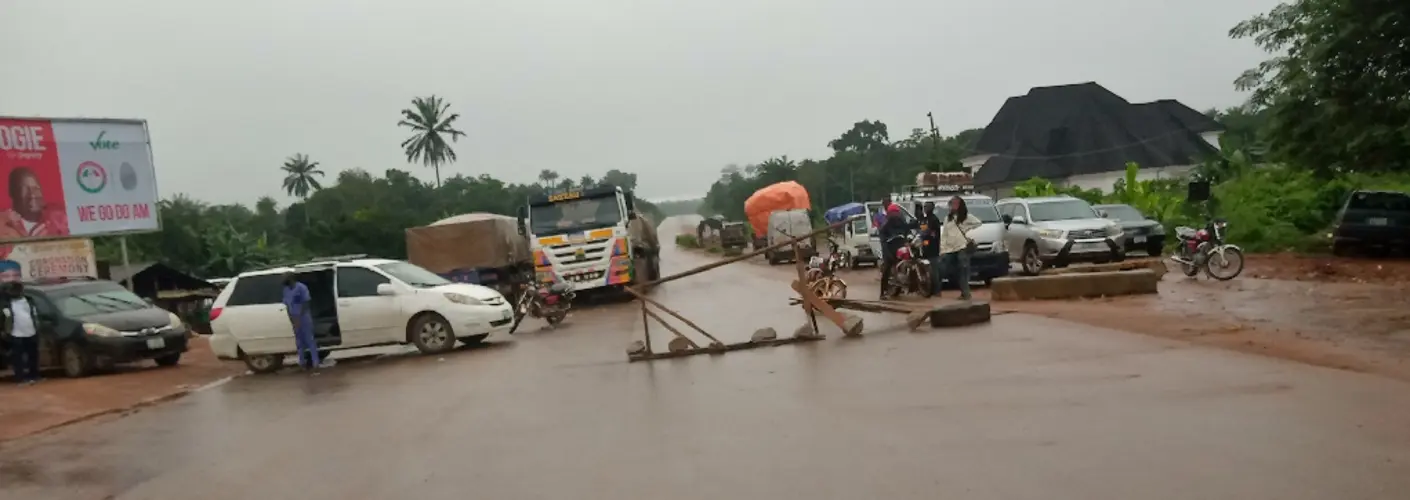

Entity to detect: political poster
[0,238,97,283]
[0,117,160,243]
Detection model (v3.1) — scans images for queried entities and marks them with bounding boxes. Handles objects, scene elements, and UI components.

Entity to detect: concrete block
[841,314,864,337]
[929,301,991,327]
[751,327,778,342]
[626,340,647,356]
[990,269,1160,301]
[667,337,693,352]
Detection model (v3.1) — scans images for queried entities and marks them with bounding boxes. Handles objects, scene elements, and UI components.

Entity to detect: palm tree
[281,154,325,200]
[538,169,560,186]
[398,95,467,187]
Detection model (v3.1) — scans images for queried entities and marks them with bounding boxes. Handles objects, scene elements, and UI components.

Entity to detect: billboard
[0,117,160,243]
[0,238,97,283]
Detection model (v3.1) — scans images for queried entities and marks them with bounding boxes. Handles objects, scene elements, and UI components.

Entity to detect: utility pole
[926,112,943,172]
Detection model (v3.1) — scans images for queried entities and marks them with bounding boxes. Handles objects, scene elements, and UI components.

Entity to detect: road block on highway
[990,269,1160,301]
[1040,258,1168,279]
[625,220,853,362]
[790,297,992,330]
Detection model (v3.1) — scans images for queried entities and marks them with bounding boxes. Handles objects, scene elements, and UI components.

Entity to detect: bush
[722,247,743,257]
[675,234,700,248]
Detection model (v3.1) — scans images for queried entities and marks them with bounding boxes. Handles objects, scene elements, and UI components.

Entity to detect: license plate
[146,337,165,350]
[1133,235,1146,244]
[1074,242,1105,253]
[1369,217,1389,226]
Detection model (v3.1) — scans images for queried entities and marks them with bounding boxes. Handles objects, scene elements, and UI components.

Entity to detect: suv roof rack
[306,254,368,262]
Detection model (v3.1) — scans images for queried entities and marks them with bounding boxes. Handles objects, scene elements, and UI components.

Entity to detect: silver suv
[996,196,1125,275]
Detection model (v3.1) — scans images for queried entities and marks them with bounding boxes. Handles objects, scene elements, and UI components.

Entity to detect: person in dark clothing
[877,204,917,299]
[917,202,944,293]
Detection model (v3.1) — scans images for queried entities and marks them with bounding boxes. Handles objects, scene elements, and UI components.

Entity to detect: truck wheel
[649,256,661,280]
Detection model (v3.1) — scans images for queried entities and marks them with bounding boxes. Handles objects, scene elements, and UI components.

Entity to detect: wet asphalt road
[3,217,1410,500]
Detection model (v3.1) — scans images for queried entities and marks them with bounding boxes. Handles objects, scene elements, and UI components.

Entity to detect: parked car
[895,194,1010,285]
[1094,204,1167,255]
[997,195,1125,275]
[1331,190,1410,256]
[207,256,515,374]
[0,277,189,378]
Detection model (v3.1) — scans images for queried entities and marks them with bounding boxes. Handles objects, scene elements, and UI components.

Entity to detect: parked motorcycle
[884,232,932,298]
[1170,217,1245,280]
[507,277,577,334]
[804,242,848,299]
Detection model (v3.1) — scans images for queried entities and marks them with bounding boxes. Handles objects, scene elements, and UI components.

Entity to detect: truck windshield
[529,195,623,236]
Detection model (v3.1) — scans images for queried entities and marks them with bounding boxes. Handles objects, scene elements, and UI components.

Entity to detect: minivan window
[337,267,390,297]
[1029,200,1099,222]
[376,261,451,288]
[225,274,286,306]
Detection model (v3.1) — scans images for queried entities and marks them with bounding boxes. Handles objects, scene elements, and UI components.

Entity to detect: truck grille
[565,270,605,283]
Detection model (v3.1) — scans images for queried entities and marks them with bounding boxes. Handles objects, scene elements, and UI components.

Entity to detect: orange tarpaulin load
[743,181,812,235]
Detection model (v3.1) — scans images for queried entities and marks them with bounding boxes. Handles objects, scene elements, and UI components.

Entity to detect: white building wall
[1062,164,1197,193]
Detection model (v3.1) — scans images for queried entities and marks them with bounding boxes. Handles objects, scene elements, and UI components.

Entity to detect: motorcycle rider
[917,201,944,294]
[877,204,917,299]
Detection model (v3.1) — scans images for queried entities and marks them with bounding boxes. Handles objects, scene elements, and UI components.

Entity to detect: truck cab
[517,185,660,293]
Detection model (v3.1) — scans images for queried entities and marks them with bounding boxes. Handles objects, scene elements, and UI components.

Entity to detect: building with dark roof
[962,82,1223,196]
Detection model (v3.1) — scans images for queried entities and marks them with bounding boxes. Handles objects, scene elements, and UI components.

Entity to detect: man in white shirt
[4,281,41,384]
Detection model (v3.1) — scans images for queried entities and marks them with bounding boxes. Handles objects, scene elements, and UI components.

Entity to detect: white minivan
[208,256,515,374]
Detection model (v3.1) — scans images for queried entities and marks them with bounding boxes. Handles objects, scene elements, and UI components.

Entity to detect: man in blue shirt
[281,273,320,370]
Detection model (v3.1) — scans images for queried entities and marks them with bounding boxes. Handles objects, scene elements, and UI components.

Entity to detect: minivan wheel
[1021,242,1044,276]
[243,353,284,374]
[411,314,456,354]
[62,342,94,378]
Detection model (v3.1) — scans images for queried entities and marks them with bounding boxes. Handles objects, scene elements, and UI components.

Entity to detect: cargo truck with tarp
[405,213,531,295]
[743,181,815,264]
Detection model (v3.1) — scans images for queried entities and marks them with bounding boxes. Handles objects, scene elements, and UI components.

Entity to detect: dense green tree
[398,95,467,187]
[1231,0,1410,173]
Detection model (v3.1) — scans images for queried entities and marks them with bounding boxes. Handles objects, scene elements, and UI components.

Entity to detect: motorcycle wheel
[1204,247,1245,281]
[914,265,932,298]
[1176,247,1199,277]
[826,279,847,299]
[545,309,568,326]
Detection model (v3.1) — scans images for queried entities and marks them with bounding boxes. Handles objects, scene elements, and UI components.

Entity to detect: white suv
[208,257,515,374]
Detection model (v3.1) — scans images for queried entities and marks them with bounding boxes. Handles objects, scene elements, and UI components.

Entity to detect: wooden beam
[636,218,850,288]
[622,286,723,346]
[790,280,850,332]
[642,306,698,348]
[628,335,823,362]
[640,299,653,354]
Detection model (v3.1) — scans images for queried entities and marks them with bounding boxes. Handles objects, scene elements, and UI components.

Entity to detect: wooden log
[642,307,698,348]
[627,335,823,362]
[640,299,653,354]
[791,280,861,336]
[623,287,724,347]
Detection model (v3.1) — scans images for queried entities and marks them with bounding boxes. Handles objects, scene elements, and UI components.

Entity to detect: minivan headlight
[991,238,1006,254]
[444,293,483,306]
[1036,228,1065,240]
[83,323,122,337]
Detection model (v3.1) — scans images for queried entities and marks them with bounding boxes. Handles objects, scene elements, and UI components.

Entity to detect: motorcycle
[507,276,577,334]
[884,232,932,299]
[1170,217,1245,280]
[805,242,848,299]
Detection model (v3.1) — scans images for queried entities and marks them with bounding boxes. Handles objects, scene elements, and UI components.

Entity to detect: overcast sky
[1,0,1280,204]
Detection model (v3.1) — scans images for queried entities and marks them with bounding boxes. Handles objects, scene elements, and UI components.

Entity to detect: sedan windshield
[1099,205,1146,221]
[1029,200,1100,222]
[376,261,451,288]
[51,284,151,317]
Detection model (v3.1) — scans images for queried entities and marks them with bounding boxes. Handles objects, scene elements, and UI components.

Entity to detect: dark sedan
[1095,204,1166,256]
[0,278,189,378]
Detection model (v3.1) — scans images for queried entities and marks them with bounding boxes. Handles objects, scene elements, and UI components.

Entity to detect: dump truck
[516,185,661,293]
[405,213,532,296]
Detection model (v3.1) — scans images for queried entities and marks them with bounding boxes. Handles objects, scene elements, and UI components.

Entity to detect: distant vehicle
[516,185,661,294]
[1094,204,1167,256]
[1331,190,1410,256]
[719,221,749,249]
[997,196,1125,275]
[406,213,531,297]
[208,256,514,374]
[762,209,814,265]
[0,278,190,378]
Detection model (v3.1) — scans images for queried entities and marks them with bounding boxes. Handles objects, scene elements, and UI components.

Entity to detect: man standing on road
[917,202,944,294]
[873,195,894,228]
[4,282,41,385]
[282,273,321,371]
